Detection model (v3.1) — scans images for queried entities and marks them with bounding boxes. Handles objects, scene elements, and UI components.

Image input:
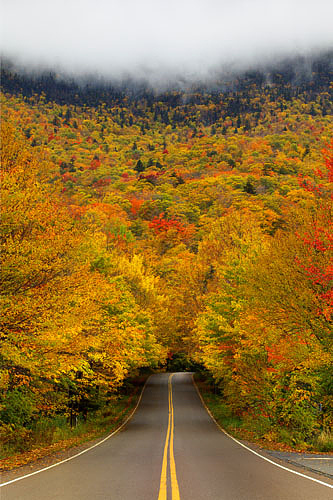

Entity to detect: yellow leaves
[263,429,279,443]
[116,254,159,303]
[0,370,10,391]
[285,188,315,205]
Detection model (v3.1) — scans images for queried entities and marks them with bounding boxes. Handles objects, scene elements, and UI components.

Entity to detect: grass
[314,431,333,452]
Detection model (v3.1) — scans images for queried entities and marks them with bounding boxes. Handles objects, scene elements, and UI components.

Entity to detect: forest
[1,54,332,461]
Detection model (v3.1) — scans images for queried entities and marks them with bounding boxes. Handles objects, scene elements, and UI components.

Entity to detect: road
[1,372,333,499]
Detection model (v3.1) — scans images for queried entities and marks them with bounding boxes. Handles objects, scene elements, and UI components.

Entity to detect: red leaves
[298,139,333,198]
[148,213,195,246]
[68,205,87,220]
[297,174,323,195]
[322,140,333,184]
[92,177,111,189]
[296,144,333,320]
[89,158,101,170]
[62,172,77,183]
[121,172,130,181]
[298,224,333,253]
[149,213,187,235]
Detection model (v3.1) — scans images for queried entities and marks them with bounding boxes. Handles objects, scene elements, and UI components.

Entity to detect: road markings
[192,375,333,490]
[0,376,150,488]
[158,380,171,500]
[158,374,180,500]
[169,375,180,500]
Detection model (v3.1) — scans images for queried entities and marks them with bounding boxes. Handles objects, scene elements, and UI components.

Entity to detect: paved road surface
[1,372,333,499]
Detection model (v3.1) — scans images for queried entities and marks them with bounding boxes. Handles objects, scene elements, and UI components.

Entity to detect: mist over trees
[2,0,333,82]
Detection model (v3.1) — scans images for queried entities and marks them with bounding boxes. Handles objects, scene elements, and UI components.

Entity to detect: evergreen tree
[135,159,145,173]
[244,178,256,194]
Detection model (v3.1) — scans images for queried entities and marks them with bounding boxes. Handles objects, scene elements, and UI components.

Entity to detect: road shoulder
[192,374,333,481]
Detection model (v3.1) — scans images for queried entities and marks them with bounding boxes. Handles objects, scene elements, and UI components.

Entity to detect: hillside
[1,57,332,457]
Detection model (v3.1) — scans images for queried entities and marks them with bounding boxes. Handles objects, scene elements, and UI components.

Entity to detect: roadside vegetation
[195,374,333,453]
[0,376,147,471]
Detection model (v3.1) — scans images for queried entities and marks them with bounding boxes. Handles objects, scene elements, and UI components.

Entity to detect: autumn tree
[0,124,164,431]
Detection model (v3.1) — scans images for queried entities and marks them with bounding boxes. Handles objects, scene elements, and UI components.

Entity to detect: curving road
[1,372,333,499]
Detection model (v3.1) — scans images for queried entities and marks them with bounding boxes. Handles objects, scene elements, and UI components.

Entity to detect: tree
[0,124,164,430]
[244,178,256,194]
[135,159,145,174]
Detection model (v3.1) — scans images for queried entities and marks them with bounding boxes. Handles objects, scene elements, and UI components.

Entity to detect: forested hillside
[1,58,332,456]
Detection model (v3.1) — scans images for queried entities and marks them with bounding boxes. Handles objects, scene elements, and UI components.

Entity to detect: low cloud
[2,0,333,84]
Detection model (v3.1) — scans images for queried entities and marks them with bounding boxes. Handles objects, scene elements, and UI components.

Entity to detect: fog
[2,0,333,84]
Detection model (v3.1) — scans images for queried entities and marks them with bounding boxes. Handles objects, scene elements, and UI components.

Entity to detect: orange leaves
[130,197,144,215]
[68,204,88,220]
[87,201,129,226]
[62,172,77,182]
[265,345,285,365]
[263,337,308,373]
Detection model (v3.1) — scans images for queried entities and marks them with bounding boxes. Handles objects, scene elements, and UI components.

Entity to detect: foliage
[0,65,332,451]
[0,123,164,442]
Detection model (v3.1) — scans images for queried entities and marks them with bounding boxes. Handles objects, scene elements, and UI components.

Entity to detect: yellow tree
[1,124,163,427]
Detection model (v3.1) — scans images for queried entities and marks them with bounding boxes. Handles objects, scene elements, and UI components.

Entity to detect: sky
[2,0,333,84]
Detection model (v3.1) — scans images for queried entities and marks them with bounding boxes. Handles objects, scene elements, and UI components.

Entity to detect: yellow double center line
[158,374,180,500]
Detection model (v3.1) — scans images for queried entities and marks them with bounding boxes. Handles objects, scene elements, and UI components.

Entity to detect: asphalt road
[1,372,333,499]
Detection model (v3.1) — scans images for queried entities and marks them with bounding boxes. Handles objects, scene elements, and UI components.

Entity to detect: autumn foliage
[1,69,332,454]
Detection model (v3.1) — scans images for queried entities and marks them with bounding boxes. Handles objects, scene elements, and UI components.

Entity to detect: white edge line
[0,376,151,488]
[191,375,333,490]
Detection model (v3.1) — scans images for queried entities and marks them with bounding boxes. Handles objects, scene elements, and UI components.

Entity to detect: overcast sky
[2,0,333,83]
